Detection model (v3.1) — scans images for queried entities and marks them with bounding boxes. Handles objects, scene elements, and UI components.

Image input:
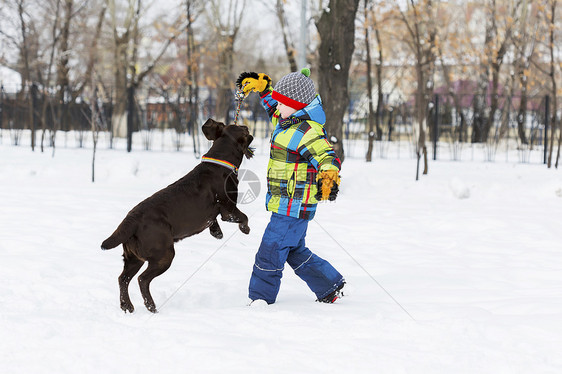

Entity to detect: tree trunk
[91,81,98,183]
[40,0,62,153]
[514,0,531,145]
[474,0,516,143]
[549,0,562,169]
[364,0,375,162]
[207,0,246,124]
[374,20,384,142]
[112,31,130,139]
[47,0,72,157]
[109,0,134,140]
[472,73,489,143]
[547,0,558,168]
[76,5,107,98]
[438,46,466,144]
[486,26,512,144]
[316,0,361,162]
[472,1,495,143]
[18,0,34,150]
[216,34,234,124]
[415,63,428,178]
[485,62,502,142]
[516,73,528,145]
[276,0,298,72]
[57,1,72,91]
[187,0,200,156]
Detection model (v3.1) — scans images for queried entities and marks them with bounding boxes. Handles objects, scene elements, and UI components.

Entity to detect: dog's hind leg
[138,246,175,313]
[209,219,223,239]
[118,252,144,313]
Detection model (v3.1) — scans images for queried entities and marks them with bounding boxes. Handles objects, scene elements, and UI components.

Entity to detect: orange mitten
[315,170,341,201]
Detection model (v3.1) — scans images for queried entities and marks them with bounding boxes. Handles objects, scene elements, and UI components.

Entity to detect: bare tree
[316,0,361,162]
[107,0,138,139]
[547,0,560,168]
[434,2,471,150]
[437,45,467,145]
[364,0,386,162]
[275,0,298,72]
[364,0,376,162]
[108,0,187,140]
[15,0,33,85]
[548,0,562,169]
[50,0,73,155]
[511,0,539,146]
[75,3,107,97]
[372,4,384,144]
[396,0,439,178]
[186,0,203,157]
[204,0,246,124]
[528,0,559,168]
[15,0,37,150]
[472,0,521,145]
[39,0,62,153]
[90,76,99,182]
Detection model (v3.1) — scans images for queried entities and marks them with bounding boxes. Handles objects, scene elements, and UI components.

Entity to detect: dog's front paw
[210,227,224,239]
[120,302,135,314]
[239,223,250,234]
[145,302,158,314]
[209,220,224,239]
[211,231,223,239]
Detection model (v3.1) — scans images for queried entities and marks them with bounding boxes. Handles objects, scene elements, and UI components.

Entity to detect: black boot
[317,282,345,303]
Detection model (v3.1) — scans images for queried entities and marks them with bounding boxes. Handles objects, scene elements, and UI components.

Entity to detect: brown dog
[101,119,253,313]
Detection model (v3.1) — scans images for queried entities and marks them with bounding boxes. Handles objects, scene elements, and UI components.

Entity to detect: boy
[236,68,345,305]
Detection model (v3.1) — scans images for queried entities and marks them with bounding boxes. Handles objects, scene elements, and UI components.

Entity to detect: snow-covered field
[1,131,561,373]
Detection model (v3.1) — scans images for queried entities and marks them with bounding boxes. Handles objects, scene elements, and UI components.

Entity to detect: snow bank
[1,141,561,373]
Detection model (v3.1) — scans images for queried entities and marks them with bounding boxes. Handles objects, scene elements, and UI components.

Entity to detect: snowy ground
[1,131,562,373]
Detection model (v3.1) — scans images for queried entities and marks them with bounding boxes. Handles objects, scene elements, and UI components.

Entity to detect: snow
[0,65,22,94]
[1,131,562,373]
[449,177,471,199]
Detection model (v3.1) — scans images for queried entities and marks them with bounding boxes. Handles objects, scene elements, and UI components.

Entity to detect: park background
[1,1,562,372]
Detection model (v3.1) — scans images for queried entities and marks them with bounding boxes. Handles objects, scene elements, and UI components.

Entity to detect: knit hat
[272,68,316,111]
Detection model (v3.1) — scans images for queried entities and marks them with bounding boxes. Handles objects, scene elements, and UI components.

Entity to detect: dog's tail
[101,217,137,250]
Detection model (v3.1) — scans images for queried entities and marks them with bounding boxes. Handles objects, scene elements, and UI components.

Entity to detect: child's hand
[236,72,271,95]
[315,170,340,201]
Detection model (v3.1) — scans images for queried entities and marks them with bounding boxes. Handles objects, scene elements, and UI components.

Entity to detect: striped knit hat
[272,68,315,111]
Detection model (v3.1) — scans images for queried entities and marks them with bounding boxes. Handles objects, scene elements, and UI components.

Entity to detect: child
[236,68,345,305]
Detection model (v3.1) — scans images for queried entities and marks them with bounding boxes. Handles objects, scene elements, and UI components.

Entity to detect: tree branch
[134,21,188,86]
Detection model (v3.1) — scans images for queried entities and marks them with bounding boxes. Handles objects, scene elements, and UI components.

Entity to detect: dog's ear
[244,135,255,159]
[202,118,225,141]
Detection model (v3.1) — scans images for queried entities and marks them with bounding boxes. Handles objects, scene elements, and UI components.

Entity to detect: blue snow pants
[249,213,345,304]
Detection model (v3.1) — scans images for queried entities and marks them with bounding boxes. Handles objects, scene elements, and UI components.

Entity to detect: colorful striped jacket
[259,88,341,220]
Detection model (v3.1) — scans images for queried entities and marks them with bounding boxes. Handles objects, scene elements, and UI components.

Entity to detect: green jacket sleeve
[296,122,342,172]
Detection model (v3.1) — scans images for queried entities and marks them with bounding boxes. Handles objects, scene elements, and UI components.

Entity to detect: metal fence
[343,93,552,163]
[0,84,556,164]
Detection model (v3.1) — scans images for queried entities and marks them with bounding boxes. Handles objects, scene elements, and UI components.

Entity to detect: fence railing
[343,93,554,163]
[0,84,557,164]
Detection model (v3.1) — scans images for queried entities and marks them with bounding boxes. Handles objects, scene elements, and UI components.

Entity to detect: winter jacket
[259,88,341,220]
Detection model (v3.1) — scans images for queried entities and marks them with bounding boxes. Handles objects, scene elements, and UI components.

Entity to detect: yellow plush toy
[236,72,272,95]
